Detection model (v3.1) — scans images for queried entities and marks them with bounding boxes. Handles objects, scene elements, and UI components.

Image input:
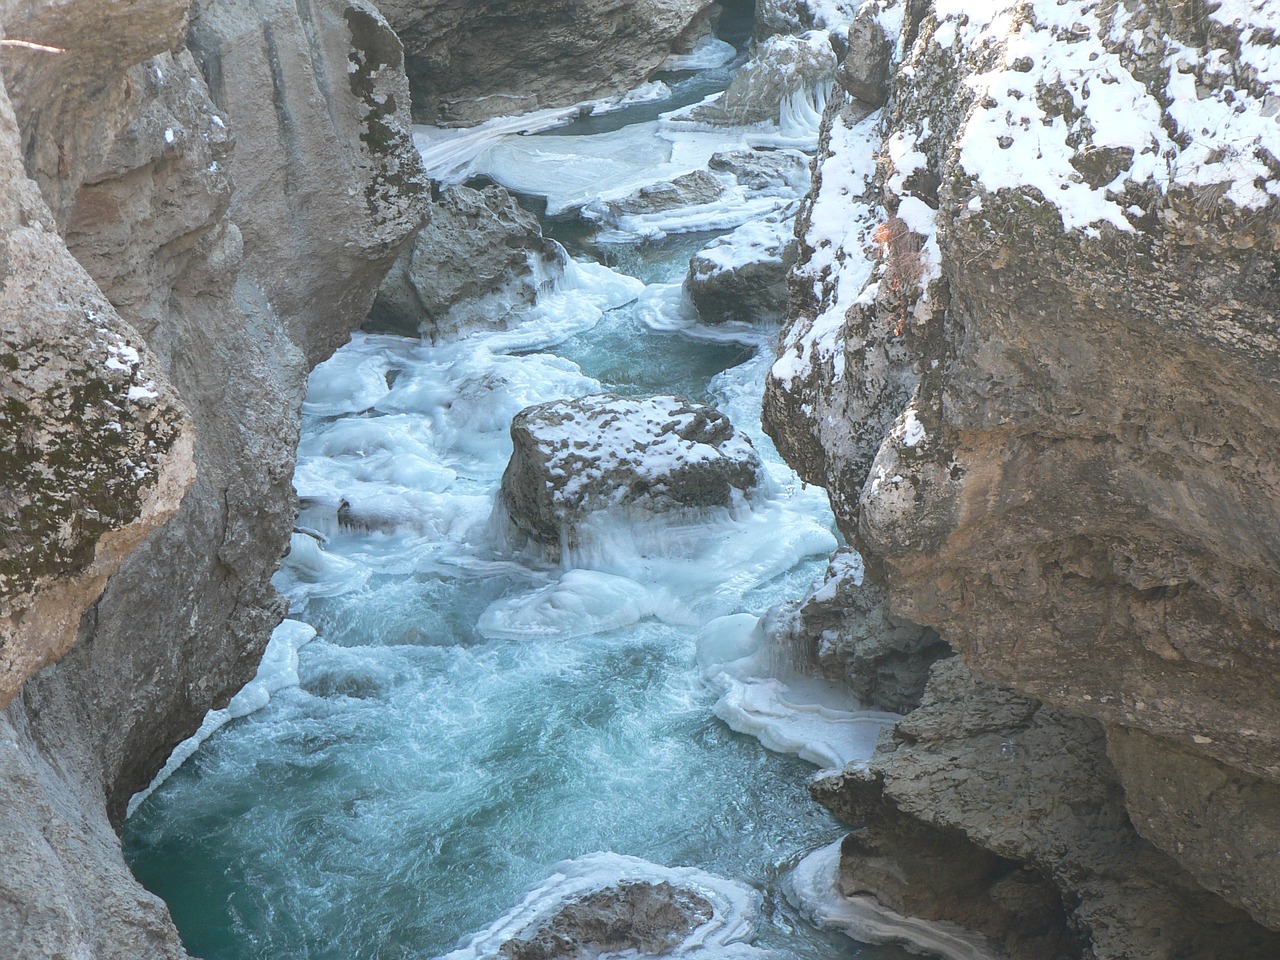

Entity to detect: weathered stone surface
[683,30,837,126]
[1107,725,1280,932]
[838,5,891,106]
[375,0,716,124]
[762,550,947,714]
[499,394,765,557]
[768,0,1280,940]
[814,660,1280,959]
[585,170,727,226]
[686,203,798,324]
[369,183,565,339]
[707,148,812,194]
[498,881,713,960]
[753,0,856,41]
[0,0,426,954]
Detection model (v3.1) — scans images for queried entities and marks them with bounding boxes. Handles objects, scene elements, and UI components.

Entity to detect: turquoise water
[123,31,921,960]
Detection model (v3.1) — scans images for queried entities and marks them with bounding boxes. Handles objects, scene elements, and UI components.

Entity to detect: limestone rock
[838,5,892,106]
[369,184,566,339]
[498,881,713,960]
[685,203,799,324]
[499,394,765,557]
[707,148,812,194]
[813,659,1280,958]
[584,170,727,226]
[761,550,947,714]
[374,0,716,125]
[754,0,857,40]
[683,30,838,127]
[0,0,426,955]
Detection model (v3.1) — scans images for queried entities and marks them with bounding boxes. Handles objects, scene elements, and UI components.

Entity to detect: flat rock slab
[500,394,765,555]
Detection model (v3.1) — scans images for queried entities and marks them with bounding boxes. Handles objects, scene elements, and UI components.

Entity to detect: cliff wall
[766,0,1280,954]
[0,0,425,952]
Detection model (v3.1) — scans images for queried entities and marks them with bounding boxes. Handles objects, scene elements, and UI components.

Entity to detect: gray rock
[583,170,726,227]
[813,659,1280,959]
[838,6,892,106]
[499,394,765,558]
[761,550,948,714]
[369,184,565,339]
[374,0,716,125]
[685,204,799,324]
[754,0,857,41]
[498,881,713,960]
[682,31,838,127]
[707,148,812,194]
[0,0,425,955]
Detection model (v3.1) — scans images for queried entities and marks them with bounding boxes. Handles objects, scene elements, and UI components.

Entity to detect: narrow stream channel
[123,20,922,960]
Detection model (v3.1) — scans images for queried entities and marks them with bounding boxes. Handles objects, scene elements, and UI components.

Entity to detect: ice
[303,349,391,417]
[438,852,766,960]
[126,619,317,816]
[663,36,738,72]
[784,840,1005,960]
[477,570,655,640]
[696,615,898,770]
[588,81,673,116]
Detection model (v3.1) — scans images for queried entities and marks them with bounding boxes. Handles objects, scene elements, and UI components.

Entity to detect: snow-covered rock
[498,394,766,558]
[685,203,799,324]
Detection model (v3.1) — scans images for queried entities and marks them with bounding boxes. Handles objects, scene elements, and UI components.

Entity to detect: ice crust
[696,615,898,770]
[439,852,766,960]
[784,840,1005,960]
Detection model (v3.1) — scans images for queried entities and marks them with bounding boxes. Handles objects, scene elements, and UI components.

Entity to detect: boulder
[685,203,799,324]
[582,170,726,228]
[498,881,713,960]
[369,184,565,339]
[760,550,948,714]
[707,148,811,194]
[499,394,765,557]
[682,31,837,126]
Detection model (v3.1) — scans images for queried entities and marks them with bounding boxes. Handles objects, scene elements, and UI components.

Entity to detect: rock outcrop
[499,394,765,558]
[369,183,566,339]
[374,0,718,124]
[0,0,425,953]
[686,203,799,324]
[766,0,1280,953]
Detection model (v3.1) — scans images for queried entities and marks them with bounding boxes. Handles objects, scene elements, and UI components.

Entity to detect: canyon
[1,1,1278,958]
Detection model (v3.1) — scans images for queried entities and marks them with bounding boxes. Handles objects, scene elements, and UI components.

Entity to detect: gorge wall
[766,0,1280,955]
[0,0,425,951]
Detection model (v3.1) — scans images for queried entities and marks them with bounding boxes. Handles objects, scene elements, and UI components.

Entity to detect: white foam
[437,852,766,960]
[477,570,655,640]
[784,840,1006,960]
[126,620,317,816]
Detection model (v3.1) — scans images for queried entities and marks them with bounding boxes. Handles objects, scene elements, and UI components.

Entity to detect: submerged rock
[499,394,765,557]
[369,183,565,339]
[499,881,714,960]
[685,203,799,324]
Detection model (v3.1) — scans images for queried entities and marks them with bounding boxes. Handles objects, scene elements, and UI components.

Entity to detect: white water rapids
[123,39,957,960]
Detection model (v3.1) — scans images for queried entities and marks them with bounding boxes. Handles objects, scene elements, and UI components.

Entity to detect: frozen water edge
[697,615,899,771]
[784,840,1005,960]
[439,852,766,960]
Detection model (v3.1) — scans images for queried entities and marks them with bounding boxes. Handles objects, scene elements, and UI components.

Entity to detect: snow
[897,406,927,447]
[697,614,898,770]
[127,383,159,402]
[948,0,1280,231]
[784,839,1006,960]
[438,852,765,960]
[771,107,881,387]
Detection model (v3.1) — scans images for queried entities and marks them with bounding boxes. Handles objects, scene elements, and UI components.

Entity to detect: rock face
[682,30,837,127]
[686,203,799,324]
[499,395,765,557]
[761,550,947,714]
[375,0,717,124]
[765,0,1280,952]
[369,183,565,339]
[498,882,713,960]
[813,660,1280,960]
[0,0,425,953]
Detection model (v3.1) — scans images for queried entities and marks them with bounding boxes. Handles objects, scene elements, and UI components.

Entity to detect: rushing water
[123,27,924,960]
